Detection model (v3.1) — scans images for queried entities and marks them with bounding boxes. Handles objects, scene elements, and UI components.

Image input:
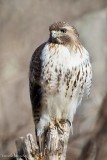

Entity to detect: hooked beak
[50,31,58,40]
[51,31,57,38]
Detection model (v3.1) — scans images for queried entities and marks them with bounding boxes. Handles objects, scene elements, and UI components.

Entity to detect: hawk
[29,21,92,152]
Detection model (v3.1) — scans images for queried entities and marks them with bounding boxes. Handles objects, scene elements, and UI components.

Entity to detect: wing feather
[29,42,46,124]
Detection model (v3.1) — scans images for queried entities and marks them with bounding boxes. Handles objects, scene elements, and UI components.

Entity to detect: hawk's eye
[60,28,67,33]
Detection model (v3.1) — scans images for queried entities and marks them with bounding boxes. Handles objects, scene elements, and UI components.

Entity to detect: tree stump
[15,122,71,160]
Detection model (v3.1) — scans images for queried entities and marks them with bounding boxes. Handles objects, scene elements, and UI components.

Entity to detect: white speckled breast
[39,42,92,124]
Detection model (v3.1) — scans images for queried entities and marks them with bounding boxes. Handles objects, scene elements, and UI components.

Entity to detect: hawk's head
[49,21,79,45]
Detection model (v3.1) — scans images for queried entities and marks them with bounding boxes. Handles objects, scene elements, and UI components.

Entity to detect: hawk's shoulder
[29,42,47,84]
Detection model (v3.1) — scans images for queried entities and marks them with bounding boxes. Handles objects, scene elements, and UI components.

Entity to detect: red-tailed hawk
[29,21,92,152]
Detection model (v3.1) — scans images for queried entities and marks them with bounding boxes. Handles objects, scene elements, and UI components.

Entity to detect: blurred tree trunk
[79,94,107,160]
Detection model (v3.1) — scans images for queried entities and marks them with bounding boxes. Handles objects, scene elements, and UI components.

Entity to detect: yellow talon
[55,119,63,130]
[49,121,55,129]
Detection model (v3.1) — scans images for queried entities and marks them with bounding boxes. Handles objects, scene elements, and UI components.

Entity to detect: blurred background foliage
[0,0,107,159]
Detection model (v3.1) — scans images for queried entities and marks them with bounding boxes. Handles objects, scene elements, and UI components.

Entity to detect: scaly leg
[49,121,55,129]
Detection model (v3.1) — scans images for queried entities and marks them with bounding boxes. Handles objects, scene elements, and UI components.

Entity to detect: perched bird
[29,21,92,152]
